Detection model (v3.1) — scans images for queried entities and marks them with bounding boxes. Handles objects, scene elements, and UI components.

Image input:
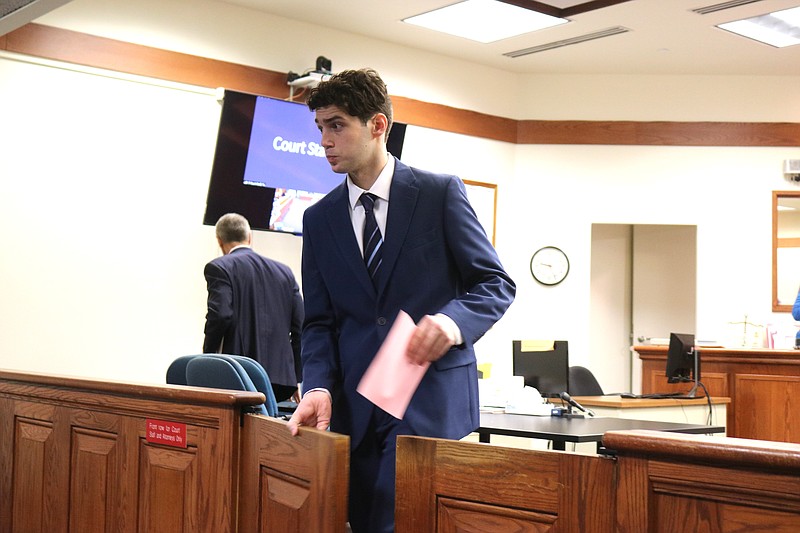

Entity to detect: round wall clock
[530,246,570,286]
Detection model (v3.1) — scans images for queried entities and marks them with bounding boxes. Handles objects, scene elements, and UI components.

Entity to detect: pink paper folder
[357,310,430,419]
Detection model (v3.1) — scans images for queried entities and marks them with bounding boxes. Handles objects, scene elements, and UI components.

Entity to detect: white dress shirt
[347,156,393,257]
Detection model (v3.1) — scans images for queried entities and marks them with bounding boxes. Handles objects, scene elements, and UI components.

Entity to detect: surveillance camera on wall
[784,160,800,184]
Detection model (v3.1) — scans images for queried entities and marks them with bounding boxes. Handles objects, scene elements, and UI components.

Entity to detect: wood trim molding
[2,23,290,98]
[4,23,800,147]
[392,95,518,143]
[604,429,800,470]
[518,119,800,146]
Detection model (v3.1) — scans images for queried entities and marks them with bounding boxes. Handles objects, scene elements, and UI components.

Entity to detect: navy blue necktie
[360,193,383,284]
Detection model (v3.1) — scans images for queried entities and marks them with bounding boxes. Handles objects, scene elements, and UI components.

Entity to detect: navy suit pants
[348,408,413,533]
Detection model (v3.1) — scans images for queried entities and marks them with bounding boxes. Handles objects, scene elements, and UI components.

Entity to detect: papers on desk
[480,376,553,416]
[479,375,523,408]
[505,386,554,416]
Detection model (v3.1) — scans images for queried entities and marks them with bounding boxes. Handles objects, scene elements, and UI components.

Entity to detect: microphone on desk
[559,392,595,417]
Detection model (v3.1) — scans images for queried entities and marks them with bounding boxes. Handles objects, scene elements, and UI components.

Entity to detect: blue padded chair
[165,354,197,386]
[182,354,278,417]
[221,355,279,417]
[185,354,269,415]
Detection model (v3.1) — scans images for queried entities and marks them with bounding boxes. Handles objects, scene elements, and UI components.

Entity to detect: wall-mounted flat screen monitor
[203,89,407,235]
[512,340,569,398]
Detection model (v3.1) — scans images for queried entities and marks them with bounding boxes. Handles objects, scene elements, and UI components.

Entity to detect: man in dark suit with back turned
[287,69,515,532]
[203,213,303,402]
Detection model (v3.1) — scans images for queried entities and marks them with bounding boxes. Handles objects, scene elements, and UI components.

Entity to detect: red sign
[145,419,187,448]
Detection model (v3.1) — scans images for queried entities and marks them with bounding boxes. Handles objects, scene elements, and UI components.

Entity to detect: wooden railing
[396,435,616,532]
[397,431,800,532]
[6,368,798,532]
[606,430,800,532]
[0,370,349,533]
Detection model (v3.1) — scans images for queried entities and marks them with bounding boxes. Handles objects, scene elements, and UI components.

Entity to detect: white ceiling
[220,0,800,76]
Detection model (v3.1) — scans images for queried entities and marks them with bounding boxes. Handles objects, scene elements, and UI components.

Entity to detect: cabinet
[635,345,800,442]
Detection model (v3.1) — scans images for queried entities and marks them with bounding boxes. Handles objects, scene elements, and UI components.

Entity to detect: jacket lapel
[324,183,376,296]
[378,160,418,295]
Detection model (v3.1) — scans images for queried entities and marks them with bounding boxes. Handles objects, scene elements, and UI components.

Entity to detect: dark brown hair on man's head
[307,68,393,140]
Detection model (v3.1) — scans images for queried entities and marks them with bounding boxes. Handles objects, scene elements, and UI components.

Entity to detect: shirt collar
[348,155,395,211]
[228,244,251,253]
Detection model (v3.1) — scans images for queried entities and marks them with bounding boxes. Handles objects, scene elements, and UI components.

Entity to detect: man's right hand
[286,390,332,436]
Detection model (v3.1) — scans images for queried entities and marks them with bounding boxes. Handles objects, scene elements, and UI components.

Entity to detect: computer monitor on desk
[666,332,701,398]
[512,340,569,398]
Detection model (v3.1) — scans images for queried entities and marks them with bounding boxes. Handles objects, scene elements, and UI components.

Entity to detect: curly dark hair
[307,68,393,138]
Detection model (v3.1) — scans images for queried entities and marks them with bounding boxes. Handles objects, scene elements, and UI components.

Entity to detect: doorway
[590,224,697,394]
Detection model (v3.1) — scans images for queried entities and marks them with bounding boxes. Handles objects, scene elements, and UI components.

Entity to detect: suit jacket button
[377,317,387,326]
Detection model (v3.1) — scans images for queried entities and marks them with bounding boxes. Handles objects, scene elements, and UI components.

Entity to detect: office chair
[185,354,272,416]
[568,366,604,396]
[222,354,279,417]
[168,354,278,416]
[165,354,197,386]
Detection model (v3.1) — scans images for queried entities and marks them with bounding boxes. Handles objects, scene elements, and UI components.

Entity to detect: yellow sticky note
[520,340,555,352]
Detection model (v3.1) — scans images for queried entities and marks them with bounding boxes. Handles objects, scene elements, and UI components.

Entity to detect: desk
[477,413,725,452]
[635,345,800,442]
[573,395,729,433]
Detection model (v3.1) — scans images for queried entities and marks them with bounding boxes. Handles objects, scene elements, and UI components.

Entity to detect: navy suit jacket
[301,158,515,447]
[203,247,304,387]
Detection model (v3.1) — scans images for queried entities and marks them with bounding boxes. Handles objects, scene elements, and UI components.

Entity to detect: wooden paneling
[518,120,800,146]
[395,436,616,532]
[606,430,800,533]
[11,416,55,531]
[642,368,729,399]
[2,23,289,99]
[392,95,517,143]
[238,415,349,533]
[734,374,800,442]
[0,370,350,533]
[396,432,800,533]
[69,428,119,532]
[3,23,800,147]
[138,443,199,532]
[637,345,800,441]
[0,370,261,532]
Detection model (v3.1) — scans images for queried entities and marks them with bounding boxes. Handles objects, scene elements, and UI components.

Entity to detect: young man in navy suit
[203,213,304,402]
[287,69,515,532]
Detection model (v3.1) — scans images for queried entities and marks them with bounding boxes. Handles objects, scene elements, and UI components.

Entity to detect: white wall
[496,144,799,386]
[2,0,800,390]
[0,55,220,381]
[590,224,633,393]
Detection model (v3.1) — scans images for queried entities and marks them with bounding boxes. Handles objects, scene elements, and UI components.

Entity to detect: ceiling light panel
[402,0,568,44]
[718,6,800,48]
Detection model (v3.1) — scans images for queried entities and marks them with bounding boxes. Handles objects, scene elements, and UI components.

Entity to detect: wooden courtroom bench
[606,429,800,532]
[0,370,349,533]
[396,435,616,531]
[397,431,800,532]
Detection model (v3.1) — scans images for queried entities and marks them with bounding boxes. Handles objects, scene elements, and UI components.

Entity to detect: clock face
[530,246,569,286]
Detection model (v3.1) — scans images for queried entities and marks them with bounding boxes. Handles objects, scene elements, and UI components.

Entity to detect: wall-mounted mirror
[773,191,800,312]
